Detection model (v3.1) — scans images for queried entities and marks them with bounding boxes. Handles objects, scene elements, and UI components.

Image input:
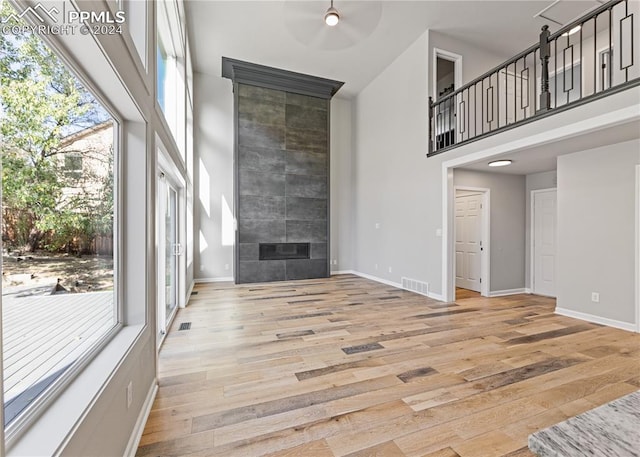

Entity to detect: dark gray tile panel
[239,196,285,220]
[238,120,285,149]
[239,97,285,126]
[286,93,327,110]
[238,260,286,283]
[238,84,285,103]
[238,170,285,197]
[310,243,327,260]
[286,127,327,153]
[239,243,259,261]
[238,147,285,174]
[286,174,327,199]
[286,104,327,131]
[285,259,328,280]
[239,220,285,243]
[286,197,327,221]
[286,220,327,243]
[285,151,327,176]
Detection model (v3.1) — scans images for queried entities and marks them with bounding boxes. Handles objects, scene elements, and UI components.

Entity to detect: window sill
[6,325,145,457]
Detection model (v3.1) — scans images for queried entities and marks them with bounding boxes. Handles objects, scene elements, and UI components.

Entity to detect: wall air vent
[401,277,430,297]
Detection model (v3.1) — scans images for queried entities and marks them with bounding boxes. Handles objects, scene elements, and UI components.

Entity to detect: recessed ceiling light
[561,25,581,37]
[488,159,513,167]
[324,0,340,26]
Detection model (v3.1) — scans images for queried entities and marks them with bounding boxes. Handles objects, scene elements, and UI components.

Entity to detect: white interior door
[455,193,483,292]
[533,189,557,297]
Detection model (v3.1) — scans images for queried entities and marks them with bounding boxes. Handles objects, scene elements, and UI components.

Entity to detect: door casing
[530,188,558,297]
[453,186,490,297]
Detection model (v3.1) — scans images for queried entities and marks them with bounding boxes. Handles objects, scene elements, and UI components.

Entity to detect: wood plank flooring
[455,288,480,300]
[136,275,640,457]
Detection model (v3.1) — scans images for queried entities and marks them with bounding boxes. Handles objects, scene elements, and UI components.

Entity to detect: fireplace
[223,58,343,283]
[259,243,310,261]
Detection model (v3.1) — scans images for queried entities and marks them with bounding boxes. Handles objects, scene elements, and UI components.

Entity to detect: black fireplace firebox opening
[259,243,310,261]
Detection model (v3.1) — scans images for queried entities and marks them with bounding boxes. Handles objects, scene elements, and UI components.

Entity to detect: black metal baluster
[594,15,598,93]
[539,25,551,112]
[579,23,583,99]
[428,96,433,154]
[553,38,559,108]
[609,6,613,89]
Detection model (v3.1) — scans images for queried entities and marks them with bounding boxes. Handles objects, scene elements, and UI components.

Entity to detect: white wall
[330,97,354,272]
[557,139,640,327]
[525,170,557,289]
[454,169,526,292]
[351,30,509,292]
[194,73,235,281]
[353,31,431,285]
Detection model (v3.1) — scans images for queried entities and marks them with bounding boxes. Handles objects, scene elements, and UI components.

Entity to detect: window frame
[1,21,125,447]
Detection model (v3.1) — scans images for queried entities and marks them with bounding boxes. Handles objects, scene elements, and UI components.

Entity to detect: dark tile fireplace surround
[222,58,343,284]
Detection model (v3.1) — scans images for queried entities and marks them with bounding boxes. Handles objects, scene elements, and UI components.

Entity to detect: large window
[0,2,118,434]
[156,0,186,160]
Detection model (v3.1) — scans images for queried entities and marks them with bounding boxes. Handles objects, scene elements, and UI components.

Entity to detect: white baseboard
[350,270,403,289]
[124,380,158,456]
[555,307,637,333]
[194,277,234,284]
[186,280,195,299]
[343,270,444,302]
[331,270,356,276]
[488,288,530,297]
[427,292,445,301]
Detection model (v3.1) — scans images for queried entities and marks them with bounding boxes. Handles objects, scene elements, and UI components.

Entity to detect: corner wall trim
[194,277,234,284]
[555,307,637,332]
[124,381,158,457]
[186,280,195,302]
[489,288,531,297]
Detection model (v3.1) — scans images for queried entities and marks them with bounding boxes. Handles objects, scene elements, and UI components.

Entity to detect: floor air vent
[401,277,429,297]
[178,322,191,331]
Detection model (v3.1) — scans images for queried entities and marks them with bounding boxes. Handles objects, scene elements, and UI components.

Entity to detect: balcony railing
[428,0,640,156]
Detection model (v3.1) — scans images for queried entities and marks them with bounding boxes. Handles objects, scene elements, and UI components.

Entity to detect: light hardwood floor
[137,275,640,457]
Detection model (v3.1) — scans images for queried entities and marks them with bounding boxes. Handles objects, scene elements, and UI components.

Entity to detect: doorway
[454,187,489,299]
[531,188,557,297]
[433,49,462,149]
[157,173,181,342]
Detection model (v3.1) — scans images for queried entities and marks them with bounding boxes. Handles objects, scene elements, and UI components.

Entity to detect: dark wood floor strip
[190,375,399,433]
[506,325,594,345]
[412,308,478,319]
[470,357,587,392]
[397,367,438,383]
[342,342,385,354]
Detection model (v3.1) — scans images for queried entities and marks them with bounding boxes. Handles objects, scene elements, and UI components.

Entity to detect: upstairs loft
[428,0,640,156]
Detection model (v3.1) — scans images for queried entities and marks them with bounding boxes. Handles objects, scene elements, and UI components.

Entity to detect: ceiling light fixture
[488,159,513,167]
[561,25,582,37]
[324,0,340,26]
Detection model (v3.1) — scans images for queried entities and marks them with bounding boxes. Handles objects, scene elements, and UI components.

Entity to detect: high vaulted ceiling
[185,0,602,98]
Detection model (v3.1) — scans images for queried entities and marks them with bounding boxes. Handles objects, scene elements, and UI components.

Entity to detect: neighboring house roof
[59,121,113,149]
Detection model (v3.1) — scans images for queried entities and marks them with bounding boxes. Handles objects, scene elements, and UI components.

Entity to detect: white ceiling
[185,0,600,98]
[459,119,640,175]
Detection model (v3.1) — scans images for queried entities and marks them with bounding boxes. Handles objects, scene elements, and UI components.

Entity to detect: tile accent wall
[236,84,329,283]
